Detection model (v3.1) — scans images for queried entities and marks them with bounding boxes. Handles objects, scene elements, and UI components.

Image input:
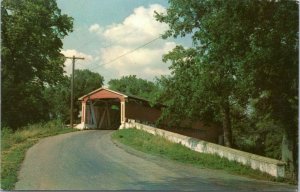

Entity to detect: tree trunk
[222,99,233,147]
[282,128,297,179]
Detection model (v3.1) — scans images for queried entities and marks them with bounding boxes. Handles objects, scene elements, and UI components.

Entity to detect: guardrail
[120,119,286,178]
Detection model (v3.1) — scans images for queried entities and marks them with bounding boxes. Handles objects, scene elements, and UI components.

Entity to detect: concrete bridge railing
[120,119,286,178]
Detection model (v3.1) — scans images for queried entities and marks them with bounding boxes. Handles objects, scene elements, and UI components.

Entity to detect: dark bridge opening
[86,99,121,130]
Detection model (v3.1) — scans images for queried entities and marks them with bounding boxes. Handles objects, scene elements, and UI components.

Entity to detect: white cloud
[87,4,175,81]
[61,49,94,75]
[88,24,103,34]
[99,41,175,79]
[103,4,168,46]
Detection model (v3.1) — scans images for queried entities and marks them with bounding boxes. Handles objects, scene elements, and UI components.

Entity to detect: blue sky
[57,0,190,83]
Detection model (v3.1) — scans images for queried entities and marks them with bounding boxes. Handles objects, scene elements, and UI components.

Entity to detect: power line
[82,28,139,50]
[63,30,141,77]
[87,36,161,71]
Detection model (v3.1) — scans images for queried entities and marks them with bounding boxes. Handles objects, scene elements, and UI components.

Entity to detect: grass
[112,128,292,184]
[1,120,77,190]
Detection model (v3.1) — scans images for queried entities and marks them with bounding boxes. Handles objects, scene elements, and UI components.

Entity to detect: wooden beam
[107,103,111,129]
[99,108,106,129]
[90,102,96,126]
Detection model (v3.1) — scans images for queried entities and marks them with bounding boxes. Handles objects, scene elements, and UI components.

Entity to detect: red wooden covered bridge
[76,87,222,143]
[76,87,163,130]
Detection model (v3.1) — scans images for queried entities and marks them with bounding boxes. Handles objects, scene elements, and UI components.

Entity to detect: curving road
[16,130,296,191]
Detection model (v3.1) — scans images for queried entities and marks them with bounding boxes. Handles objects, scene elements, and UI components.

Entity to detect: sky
[57,0,191,83]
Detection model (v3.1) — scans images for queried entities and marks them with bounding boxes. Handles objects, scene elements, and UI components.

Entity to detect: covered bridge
[76,87,163,130]
[76,87,222,144]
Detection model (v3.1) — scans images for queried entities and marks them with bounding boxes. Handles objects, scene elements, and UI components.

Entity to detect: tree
[155,47,220,128]
[43,76,70,122]
[1,0,73,129]
[44,69,104,123]
[108,75,159,101]
[155,0,244,147]
[155,0,298,174]
[239,1,298,174]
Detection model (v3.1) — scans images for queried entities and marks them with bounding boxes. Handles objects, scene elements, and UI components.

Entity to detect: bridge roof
[78,87,152,103]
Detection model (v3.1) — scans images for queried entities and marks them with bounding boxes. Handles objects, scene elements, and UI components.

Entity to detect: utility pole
[65,56,84,128]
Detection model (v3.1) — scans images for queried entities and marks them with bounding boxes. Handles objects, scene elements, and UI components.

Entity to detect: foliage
[108,75,160,102]
[1,120,77,190]
[155,47,221,128]
[155,0,248,147]
[240,1,298,174]
[1,0,73,129]
[112,128,290,183]
[232,113,283,158]
[44,69,104,123]
[155,0,298,174]
[43,76,70,123]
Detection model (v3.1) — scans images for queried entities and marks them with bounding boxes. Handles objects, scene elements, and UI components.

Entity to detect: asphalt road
[16,130,296,191]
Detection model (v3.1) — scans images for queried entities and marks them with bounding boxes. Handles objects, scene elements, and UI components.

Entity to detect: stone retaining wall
[120,120,286,178]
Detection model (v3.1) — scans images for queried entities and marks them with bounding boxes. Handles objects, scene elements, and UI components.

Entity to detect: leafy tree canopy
[44,69,104,123]
[155,0,298,173]
[108,75,159,101]
[1,0,73,128]
[74,69,104,102]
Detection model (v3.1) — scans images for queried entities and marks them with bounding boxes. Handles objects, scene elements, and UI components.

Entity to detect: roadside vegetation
[2,0,298,186]
[1,120,77,190]
[112,128,295,184]
[154,0,298,178]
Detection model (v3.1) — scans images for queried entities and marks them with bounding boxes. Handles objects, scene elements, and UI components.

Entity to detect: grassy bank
[1,120,77,190]
[112,128,289,183]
